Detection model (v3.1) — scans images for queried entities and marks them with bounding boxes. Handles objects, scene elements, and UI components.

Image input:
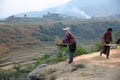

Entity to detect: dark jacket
[63,32,76,52]
[102,31,112,43]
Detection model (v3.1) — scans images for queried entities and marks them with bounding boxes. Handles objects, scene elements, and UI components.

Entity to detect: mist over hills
[15,0,120,19]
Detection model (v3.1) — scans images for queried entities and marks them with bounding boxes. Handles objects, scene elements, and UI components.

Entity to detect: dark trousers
[101,42,110,58]
[68,42,76,63]
[68,52,74,64]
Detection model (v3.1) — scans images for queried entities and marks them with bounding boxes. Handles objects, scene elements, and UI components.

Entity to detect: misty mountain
[15,0,120,19]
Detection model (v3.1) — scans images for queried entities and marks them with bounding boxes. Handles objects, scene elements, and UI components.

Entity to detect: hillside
[4,17,120,42]
[28,49,120,80]
[0,22,41,57]
[0,17,120,57]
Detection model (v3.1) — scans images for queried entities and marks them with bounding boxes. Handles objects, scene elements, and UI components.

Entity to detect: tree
[24,14,27,18]
[115,31,120,41]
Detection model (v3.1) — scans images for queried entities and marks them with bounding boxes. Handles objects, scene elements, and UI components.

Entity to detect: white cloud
[0,0,71,18]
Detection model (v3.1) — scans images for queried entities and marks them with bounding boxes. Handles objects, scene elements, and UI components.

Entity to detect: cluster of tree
[32,19,120,44]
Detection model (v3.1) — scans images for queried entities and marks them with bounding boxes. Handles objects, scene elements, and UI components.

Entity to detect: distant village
[42,12,75,19]
[6,12,77,20]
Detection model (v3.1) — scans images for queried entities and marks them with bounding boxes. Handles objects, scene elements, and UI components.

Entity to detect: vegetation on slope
[0,17,120,56]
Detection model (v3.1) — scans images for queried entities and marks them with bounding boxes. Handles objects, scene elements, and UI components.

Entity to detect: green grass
[35,46,88,66]
[0,65,34,80]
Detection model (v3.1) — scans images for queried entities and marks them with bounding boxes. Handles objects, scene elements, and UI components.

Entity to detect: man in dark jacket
[100,28,113,59]
[62,27,76,64]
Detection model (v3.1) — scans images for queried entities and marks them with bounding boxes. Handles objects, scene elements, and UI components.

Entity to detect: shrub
[35,46,69,66]
[35,46,88,66]
[0,66,31,80]
[75,46,88,56]
[91,41,103,52]
[35,53,56,66]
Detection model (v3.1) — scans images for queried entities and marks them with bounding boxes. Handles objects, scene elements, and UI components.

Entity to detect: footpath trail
[35,49,120,80]
[55,49,120,80]
[73,49,120,69]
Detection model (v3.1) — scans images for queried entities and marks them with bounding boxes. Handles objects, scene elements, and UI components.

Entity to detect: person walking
[61,27,76,64]
[100,28,113,59]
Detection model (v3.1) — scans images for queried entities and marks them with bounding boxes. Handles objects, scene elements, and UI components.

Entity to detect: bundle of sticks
[55,35,67,47]
[105,44,117,46]
[55,35,61,45]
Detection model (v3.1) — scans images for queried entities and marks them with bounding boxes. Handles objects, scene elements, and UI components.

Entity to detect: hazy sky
[0,0,119,19]
[0,0,71,19]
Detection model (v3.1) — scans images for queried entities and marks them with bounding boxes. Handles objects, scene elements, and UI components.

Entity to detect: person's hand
[55,43,59,45]
[111,41,113,44]
[55,42,63,46]
[103,43,109,46]
[59,42,63,46]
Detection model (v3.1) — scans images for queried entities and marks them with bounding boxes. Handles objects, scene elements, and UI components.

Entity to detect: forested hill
[0,17,120,54]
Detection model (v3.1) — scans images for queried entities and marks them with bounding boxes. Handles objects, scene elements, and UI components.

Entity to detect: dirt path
[35,49,120,80]
[73,49,120,69]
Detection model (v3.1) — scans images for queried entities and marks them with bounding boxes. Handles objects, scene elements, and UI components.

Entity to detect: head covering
[63,27,71,31]
[107,28,112,31]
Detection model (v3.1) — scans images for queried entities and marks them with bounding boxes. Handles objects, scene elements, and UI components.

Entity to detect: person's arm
[102,33,106,45]
[63,33,70,43]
